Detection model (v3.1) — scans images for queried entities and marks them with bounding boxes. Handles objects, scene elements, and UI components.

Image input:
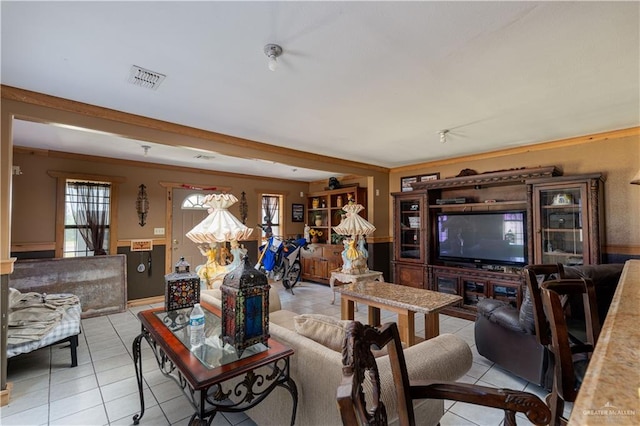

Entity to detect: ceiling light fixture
[439,130,449,144]
[264,43,283,71]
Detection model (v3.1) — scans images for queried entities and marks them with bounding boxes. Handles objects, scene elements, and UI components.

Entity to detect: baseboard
[0,382,13,406]
[126,295,164,308]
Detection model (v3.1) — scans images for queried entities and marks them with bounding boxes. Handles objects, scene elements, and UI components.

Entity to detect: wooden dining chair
[540,278,600,426]
[522,263,565,344]
[336,321,551,426]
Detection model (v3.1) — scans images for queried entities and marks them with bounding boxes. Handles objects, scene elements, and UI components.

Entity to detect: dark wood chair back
[540,278,600,426]
[523,264,564,346]
[336,321,551,426]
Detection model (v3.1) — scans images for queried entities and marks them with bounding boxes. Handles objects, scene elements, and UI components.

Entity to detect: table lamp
[186,193,254,289]
[332,203,376,274]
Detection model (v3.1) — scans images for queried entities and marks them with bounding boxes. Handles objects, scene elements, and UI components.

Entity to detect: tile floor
[2,280,568,426]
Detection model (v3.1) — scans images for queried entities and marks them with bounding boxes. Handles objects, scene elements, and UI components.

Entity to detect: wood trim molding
[2,85,389,174]
[127,295,164,308]
[10,242,55,252]
[158,181,232,192]
[392,126,640,175]
[0,258,16,275]
[47,170,126,184]
[604,245,640,256]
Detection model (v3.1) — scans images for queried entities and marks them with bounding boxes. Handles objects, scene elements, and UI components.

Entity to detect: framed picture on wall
[292,203,304,222]
[419,173,440,182]
[401,176,418,192]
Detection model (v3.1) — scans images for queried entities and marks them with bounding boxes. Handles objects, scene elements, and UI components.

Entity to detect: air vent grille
[128,65,166,90]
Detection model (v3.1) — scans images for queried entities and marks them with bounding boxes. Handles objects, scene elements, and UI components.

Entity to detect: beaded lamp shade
[220,255,270,355]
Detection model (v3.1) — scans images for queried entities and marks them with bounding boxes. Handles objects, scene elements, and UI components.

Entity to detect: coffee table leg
[132,332,146,425]
[424,312,440,340]
[330,275,336,304]
[341,298,355,320]
[368,306,381,327]
[397,313,416,347]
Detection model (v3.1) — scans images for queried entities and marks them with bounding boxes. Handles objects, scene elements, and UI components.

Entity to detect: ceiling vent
[128,65,166,90]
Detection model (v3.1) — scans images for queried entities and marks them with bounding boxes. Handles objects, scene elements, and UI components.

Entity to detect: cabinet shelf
[429,200,526,209]
[302,186,367,284]
[543,251,582,257]
[542,228,582,233]
[541,204,580,209]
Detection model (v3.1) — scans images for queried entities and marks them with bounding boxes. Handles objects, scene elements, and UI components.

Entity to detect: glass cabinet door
[537,185,585,265]
[397,197,423,261]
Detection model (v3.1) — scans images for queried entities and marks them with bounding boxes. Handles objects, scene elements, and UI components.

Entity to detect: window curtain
[69,182,110,255]
[262,195,279,229]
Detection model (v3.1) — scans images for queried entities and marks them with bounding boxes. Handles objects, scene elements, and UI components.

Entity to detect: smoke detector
[128,65,166,90]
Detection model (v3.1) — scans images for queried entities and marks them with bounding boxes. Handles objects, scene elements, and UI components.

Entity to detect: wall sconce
[136,184,149,226]
[239,191,248,224]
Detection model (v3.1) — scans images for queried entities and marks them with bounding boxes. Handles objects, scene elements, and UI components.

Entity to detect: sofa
[474,264,624,390]
[201,287,473,426]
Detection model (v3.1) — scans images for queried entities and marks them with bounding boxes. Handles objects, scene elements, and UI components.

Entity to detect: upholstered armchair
[474,264,623,389]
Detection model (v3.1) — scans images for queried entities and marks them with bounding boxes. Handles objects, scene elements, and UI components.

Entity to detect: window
[64,180,111,257]
[261,194,283,239]
[182,193,209,210]
[503,213,525,245]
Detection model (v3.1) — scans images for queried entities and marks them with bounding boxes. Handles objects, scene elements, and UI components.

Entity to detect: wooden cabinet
[527,174,604,265]
[430,265,523,320]
[392,192,427,288]
[392,166,606,319]
[306,186,367,245]
[301,186,367,284]
[301,243,343,285]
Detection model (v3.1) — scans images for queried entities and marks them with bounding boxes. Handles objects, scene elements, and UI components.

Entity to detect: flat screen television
[436,210,527,267]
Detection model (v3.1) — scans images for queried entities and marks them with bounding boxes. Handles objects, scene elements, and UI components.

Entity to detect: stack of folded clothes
[8,288,80,344]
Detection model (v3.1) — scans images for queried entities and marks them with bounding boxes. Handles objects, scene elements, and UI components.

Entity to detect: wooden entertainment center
[392,166,604,320]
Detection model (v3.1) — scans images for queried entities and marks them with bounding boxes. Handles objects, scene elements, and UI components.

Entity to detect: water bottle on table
[189,303,205,348]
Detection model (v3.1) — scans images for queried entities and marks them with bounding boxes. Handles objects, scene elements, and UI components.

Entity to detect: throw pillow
[293,314,397,356]
[293,314,348,352]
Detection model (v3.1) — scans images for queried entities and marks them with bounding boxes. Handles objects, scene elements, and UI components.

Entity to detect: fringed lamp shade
[220,255,270,356]
[186,193,254,289]
[186,193,253,243]
[333,203,376,274]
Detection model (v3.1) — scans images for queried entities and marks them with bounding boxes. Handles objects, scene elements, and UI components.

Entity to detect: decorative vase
[315,217,323,227]
[311,235,319,244]
[336,196,343,207]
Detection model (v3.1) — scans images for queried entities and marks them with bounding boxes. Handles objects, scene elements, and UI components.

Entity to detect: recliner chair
[474,263,623,390]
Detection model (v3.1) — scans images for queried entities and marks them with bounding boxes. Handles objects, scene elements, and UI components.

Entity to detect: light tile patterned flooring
[2,280,567,425]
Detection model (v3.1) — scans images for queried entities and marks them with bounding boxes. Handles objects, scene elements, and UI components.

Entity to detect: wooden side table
[329,270,383,305]
[132,302,298,425]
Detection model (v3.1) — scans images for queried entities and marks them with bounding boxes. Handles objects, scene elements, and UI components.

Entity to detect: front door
[171,188,208,270]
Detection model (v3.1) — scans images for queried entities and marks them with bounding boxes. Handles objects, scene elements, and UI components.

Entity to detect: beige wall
[389,131,640,254]
[10,149,311,246]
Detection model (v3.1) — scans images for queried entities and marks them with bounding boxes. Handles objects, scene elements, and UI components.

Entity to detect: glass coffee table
[132,301,297,425]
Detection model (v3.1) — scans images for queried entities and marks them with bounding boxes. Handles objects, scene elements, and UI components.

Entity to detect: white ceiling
[2,1,639,182]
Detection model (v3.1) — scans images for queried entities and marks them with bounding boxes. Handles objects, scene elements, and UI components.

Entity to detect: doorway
[171,188,208,270]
